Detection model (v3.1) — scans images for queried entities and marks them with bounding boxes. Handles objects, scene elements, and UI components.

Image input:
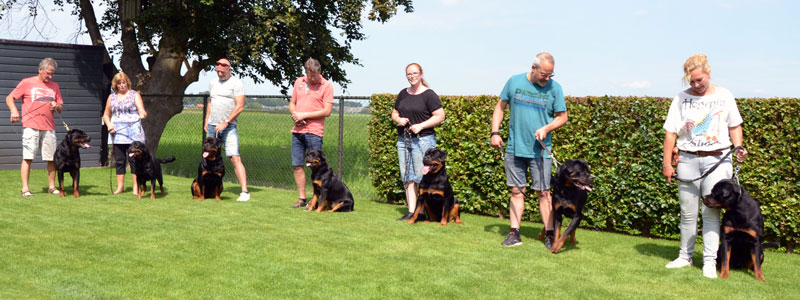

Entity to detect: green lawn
[1,168,798,299]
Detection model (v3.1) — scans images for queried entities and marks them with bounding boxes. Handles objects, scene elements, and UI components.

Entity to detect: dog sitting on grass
[304,150,354,212]
[406,148,463,226]
[191,136,225,201]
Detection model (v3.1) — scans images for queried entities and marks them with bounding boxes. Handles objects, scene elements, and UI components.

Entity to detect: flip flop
[48,188,60,195]
[20,191,33,197]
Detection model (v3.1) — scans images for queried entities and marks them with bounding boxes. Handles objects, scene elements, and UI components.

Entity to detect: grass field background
[1,168,798,299]
[158,110,374,195]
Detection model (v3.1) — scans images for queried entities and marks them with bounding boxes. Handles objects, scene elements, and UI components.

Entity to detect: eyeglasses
[538,72,554,79]
[216,62,230,67]
[406,72,420,78]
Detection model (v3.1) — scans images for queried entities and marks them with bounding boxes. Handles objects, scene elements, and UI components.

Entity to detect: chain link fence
[154,94,374,195]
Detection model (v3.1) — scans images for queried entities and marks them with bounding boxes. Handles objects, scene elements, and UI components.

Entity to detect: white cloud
[633,10,649,16]
[623,81,652,89]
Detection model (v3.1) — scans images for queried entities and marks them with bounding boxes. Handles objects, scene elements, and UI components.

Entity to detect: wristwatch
[224,119,230,123]
[490,131,500,136]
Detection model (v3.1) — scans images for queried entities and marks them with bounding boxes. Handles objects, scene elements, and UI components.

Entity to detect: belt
[680,149,726,157]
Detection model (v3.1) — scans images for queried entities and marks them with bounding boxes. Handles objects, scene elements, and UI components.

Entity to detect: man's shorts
[504,152,552,191]
[291,133,323,166]
[22,128,57,161]
[207,123,240,157]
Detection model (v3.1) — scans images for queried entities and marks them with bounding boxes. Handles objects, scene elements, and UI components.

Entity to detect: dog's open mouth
[575,182,593,192]
[203,151,209,158]
[78,143,91,149]
[422,165,431,175]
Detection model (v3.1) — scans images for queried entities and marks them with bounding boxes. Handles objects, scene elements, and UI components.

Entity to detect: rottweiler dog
[548,159,593,254]
[54,129,92,198]
[407,148,463,226]
[191,137,225,201]
[703,179,768,281]
[128,141,175,200]
[305,149,354,212]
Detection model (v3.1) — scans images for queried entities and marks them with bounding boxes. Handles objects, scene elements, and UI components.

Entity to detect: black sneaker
[501,232,522,247]
[544,235,554,250]
[397,212,413,221]
[291,199,307,208]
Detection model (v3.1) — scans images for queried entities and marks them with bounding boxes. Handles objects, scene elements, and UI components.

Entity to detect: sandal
[48,188,60,195]
[20,190,33,197]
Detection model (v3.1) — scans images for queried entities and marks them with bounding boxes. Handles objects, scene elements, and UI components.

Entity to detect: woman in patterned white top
[102,72,147,195]
[661,54,748,278]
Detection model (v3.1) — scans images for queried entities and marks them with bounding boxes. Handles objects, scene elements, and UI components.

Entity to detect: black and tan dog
[191,137,225,201]
[704,179,769,281]
[128,141,176,200]
[305,149,354,212]
[54,129,92,198]
[406,148,463,226]
[548,159,593,253]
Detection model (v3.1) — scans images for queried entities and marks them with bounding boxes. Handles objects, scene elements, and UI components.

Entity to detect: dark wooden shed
[0,39,107,170]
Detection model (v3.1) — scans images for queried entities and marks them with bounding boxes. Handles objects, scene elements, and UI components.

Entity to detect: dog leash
[402,126,416,184]
[8,103,70,134]
[537,138,560,170]
[673,146,745,183]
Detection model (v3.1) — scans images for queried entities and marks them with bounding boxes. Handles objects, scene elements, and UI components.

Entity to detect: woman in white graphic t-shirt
[660,54,748,278]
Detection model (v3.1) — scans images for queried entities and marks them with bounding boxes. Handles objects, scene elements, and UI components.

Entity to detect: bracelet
[662,165,672,169]
[490,131,500,136]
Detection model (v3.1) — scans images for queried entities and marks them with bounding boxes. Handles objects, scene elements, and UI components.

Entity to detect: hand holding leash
[735,147,748,162]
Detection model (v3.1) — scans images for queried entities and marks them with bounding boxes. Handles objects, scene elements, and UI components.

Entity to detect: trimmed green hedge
[368,94,799,252]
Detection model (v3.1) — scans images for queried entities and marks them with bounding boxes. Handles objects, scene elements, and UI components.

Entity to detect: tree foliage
[2,0,413,153]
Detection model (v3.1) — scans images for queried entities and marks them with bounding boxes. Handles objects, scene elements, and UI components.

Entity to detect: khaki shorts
[22,128,57,161]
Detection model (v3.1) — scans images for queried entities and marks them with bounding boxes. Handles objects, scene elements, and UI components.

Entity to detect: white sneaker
[703,263,717,278]
[665,257,692,269]
[236,192,250,202]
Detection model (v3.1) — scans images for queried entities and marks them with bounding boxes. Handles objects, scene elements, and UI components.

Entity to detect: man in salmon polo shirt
[5,58,64,198]
[288,58,334,208]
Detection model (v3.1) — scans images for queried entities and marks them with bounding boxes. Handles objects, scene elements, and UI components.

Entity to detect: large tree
[1,0,413,154]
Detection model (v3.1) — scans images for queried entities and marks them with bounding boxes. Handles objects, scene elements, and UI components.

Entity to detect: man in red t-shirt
[5,58,64,197]
[288,58,334,208]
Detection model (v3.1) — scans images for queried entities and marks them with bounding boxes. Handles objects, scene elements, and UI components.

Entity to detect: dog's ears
[319,150,326,161]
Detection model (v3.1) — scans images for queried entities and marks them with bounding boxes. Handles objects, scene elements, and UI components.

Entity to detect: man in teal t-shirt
[490,52,568,249]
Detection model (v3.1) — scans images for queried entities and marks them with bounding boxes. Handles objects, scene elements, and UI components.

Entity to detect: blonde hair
[111,72,132,92]
[683,54,711,84]
[406,63,428,87]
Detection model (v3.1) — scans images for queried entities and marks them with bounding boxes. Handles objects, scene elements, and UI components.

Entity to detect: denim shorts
[292,133,323,166]
[397,134,437,183]
[504,152,552,191]
[207,123,240,157]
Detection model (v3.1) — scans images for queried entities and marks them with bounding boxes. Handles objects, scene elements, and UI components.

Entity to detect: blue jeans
[292,133,323,166]
[397,134,437,183]
[207,123,240,157]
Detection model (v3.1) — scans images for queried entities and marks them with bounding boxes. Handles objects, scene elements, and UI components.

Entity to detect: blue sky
[3,0,798,97]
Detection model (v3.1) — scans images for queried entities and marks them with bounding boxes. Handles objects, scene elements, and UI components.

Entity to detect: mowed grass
[1,168,798,299]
